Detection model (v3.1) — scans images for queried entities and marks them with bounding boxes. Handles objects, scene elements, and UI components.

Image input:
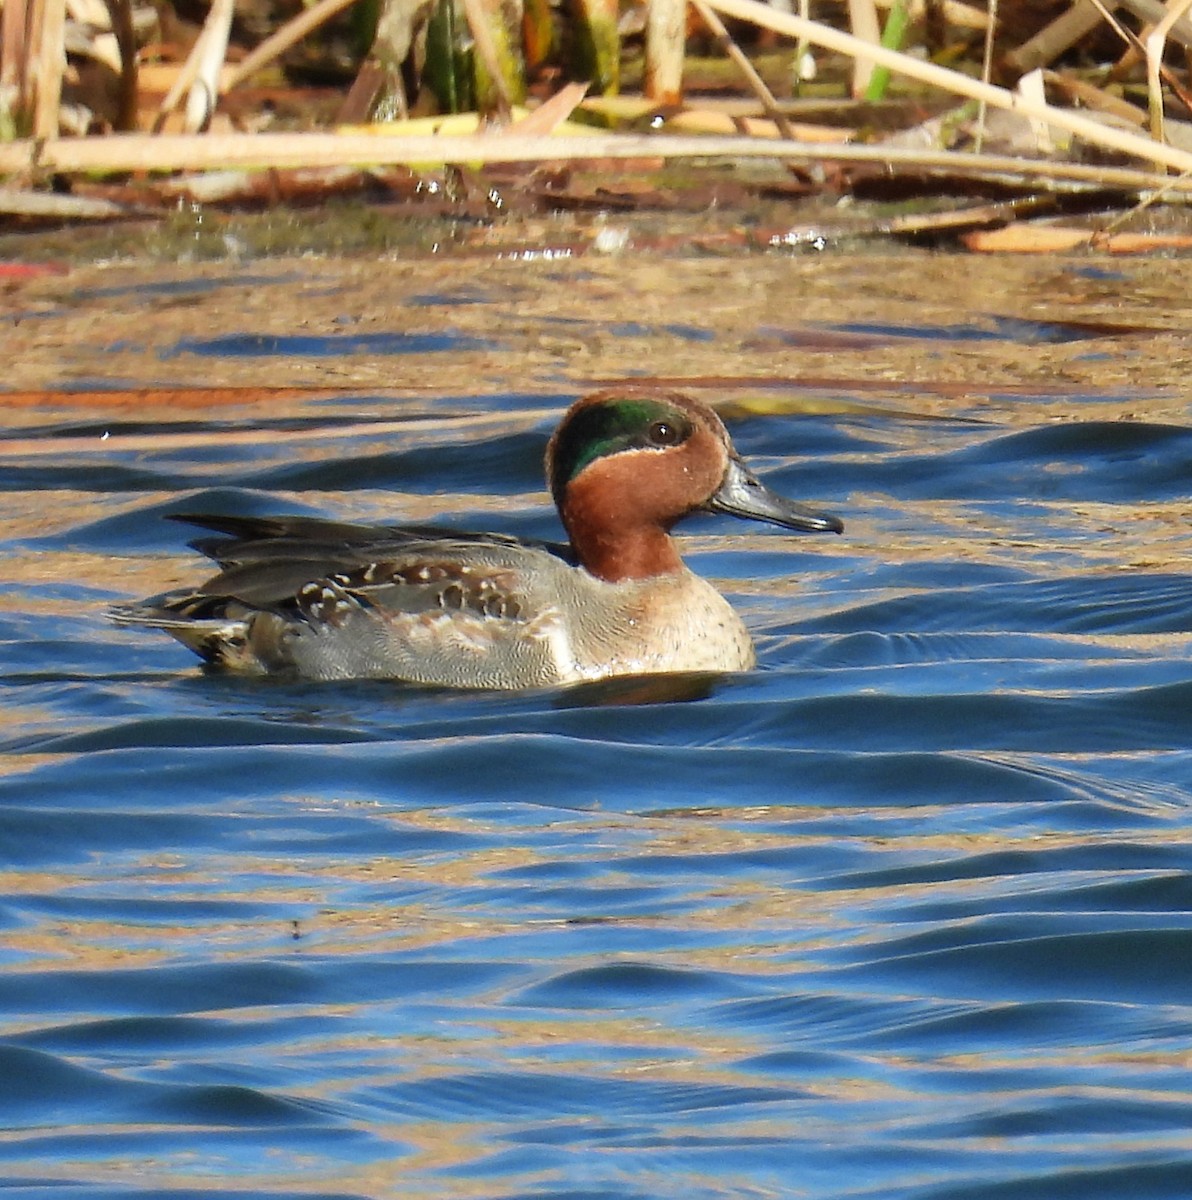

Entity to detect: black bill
[703,456,843,534]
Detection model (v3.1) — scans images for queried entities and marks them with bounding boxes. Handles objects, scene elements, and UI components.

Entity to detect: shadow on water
[2,258,1192,1200]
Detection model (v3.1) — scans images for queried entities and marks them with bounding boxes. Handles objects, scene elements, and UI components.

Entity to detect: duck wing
[169,512,574,571]
[111,512,582,685]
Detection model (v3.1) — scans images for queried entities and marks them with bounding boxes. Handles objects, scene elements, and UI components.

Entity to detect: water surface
[2,254,1192,1199]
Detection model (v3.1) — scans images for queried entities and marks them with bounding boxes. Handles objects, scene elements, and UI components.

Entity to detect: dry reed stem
[1147,0,1192,151]
[973,0,996,153]
[1,0,29,97]
[155,24,210,128]
[226,0,359,90]
[1085,0,1132,42]
[1044,69,1147,126]
[1087,0,1192,130]
[1016,69,1054,155]
[2,2,1189,199]
[106,0,139,130]
[644,0,686,103]
[186,0,234,132]
[3,130,1192,196]
[1005,1,1104,74]
[1121,0,1192,44]
[847,0,880,97]
[962,224,1192,252]
[31,0,65,138]
[703,0,1192,174]
[689,0,797,139]
[0,187,145,216]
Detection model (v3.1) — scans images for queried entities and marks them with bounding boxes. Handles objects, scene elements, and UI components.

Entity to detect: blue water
[3,288,1192,1199]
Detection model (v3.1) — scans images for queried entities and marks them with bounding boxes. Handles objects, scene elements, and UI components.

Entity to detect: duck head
[546,388,843,583]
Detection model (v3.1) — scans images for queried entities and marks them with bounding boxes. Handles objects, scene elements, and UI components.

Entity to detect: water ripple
[4,329,1192,1199]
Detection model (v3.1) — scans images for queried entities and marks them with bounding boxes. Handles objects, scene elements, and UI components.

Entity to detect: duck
[111,388,843,689]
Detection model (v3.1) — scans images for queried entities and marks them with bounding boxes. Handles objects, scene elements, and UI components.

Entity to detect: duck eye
[648,419,684,447]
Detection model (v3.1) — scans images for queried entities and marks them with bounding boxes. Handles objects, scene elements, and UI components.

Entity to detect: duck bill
[704,456,843,534]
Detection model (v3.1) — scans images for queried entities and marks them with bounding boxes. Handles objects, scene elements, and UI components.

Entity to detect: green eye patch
[549,399,692,503]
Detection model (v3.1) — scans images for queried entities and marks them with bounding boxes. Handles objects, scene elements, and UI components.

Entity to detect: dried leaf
[504,83,591,135]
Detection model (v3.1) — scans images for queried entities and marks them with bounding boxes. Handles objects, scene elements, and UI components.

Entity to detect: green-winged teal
[112,388,843,688]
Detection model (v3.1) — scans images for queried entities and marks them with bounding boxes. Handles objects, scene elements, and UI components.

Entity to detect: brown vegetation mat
[5,2,1192,254]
